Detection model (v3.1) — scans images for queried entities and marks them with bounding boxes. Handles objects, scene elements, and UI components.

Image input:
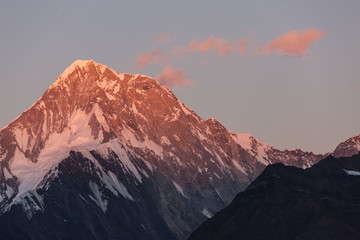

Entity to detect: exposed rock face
[189,153,360,240]
[0,60,324,239]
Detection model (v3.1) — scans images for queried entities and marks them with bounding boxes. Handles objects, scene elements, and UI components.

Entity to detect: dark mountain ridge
[189,152,360,240]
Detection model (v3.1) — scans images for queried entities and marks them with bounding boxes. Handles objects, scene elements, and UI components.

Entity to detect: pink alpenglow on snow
[258,28,325,56]
[136,48,167,69]
[156,66,192,88]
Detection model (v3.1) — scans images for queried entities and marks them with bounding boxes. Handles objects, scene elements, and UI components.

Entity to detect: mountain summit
[0,60,336,239]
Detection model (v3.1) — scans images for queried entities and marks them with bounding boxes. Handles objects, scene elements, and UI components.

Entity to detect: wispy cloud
[189,36,237,56]
[135,48,167,70]
[258,29,325,56]
[189,37,214,53]
[135,30,324,87]
[238,39,247,55]
[151,32,177,43]
[156,66,192,88]
[213,38,233,56]
[136,35,250,70]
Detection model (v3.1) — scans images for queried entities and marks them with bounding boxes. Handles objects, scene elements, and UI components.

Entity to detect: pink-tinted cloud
[213,38,233,56]
[151,32,177,43]
[258,29,325,56]
[238,39,247,54]
[136,35,251,71]
[156,66,192,88]
[189,36,236,56]
[136,48,167,69]
[189,36,214,53]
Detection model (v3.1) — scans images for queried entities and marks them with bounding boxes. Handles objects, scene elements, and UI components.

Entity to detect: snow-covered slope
[0,60,325,239]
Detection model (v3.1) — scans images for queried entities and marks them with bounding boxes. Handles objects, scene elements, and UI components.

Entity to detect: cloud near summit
[189,36,246,56]
[258,29,325,56]
[134,29,324,88]
[136,30,324,69]
[135,48,167,70]
[156,66,192,88]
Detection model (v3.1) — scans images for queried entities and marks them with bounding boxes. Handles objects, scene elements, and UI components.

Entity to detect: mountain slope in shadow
[189,152,360,240]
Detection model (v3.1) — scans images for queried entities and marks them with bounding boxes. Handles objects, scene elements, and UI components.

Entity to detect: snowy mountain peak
[51,59,123,90]
[72,59,95,67]
[0,60,328,239]
[60,59,98,79]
